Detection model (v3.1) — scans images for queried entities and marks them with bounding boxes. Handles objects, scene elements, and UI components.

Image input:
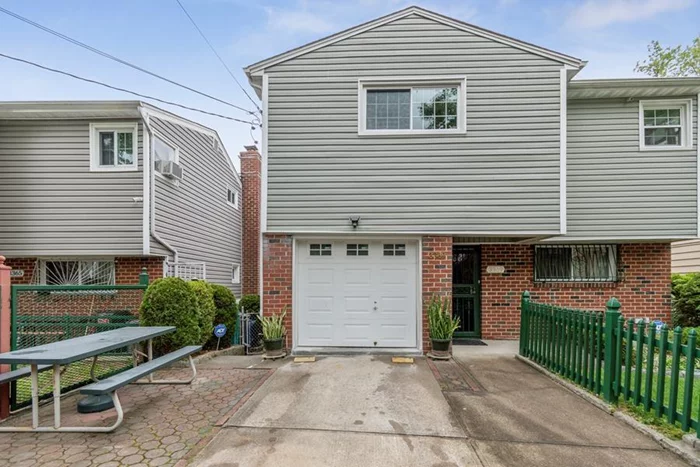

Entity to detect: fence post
[0,256,11,420]
[139,268,150,286]
[603,297,621,403]
[520,291,530,356]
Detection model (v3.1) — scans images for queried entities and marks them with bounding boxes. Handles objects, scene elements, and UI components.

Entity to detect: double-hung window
[640,100,692,150]
[359,77,466,135]
[534,245,618,283]
[89,123,138,171]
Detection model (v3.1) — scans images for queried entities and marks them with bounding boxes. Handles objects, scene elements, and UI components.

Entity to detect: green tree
[635,37,700,77]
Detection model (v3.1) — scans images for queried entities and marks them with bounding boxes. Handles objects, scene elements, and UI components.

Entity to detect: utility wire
[175,0,261,113]
[0,5,257,116]
[0,52,258,126]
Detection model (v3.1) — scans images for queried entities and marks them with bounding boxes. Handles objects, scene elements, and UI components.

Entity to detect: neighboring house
[0,101,249,294]
[245,6,700,353]
[672,240,700,273]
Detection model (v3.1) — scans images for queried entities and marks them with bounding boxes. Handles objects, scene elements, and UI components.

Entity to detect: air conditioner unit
[155,160,183,180]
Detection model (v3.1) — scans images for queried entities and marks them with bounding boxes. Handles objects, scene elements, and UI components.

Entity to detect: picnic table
[0,326,200,433]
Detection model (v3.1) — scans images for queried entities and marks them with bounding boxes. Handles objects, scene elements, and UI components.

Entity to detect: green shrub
[672,273,700,327]
[427,295,460,340]
[139,277,200,354]
[239,294,260,315]
[209,284,238,349]
[188,280,216,346]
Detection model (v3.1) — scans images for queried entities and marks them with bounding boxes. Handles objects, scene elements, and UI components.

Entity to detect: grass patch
[618,400,686,439]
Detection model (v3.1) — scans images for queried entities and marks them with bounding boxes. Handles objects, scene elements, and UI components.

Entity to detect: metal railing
[8,272,148,410]
[520,291,700,438]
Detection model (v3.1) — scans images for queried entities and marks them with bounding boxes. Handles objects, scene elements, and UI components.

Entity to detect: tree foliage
[188,280,216,346]
[671,273,700,327]
[635,37,700,77]
[209,284,238,349]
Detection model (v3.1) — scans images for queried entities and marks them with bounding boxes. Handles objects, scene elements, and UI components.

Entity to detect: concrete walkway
[192,351,688,467]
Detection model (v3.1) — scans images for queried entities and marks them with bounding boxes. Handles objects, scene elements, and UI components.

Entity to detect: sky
[1,0,699,170]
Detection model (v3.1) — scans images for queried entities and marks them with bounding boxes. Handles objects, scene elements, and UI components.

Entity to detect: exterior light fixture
[350,216,361,229]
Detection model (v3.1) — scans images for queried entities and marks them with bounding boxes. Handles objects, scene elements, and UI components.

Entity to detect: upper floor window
[227,187,239,208]
[231,263,241,284]
[640,100,692,150]
[89,123,138,171]
[534,245,618,283]
[358,77,466,135]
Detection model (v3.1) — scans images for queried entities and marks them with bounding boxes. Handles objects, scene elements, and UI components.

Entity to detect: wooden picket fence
[520,291,700,437]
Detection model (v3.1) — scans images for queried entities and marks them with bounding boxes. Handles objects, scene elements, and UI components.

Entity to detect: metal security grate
[9,284,146,411]
[534,245,619,283]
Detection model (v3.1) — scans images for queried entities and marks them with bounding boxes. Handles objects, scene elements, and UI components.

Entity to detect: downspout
[138,106,179,265]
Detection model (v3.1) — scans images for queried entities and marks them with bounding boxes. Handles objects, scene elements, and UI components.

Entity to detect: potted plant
[427,295,460,358]
[260,310,287,358]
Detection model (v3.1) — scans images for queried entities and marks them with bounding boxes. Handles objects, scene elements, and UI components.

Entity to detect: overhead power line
[0,52,258,126]
[175,0,261,113]
[0,5,257,116]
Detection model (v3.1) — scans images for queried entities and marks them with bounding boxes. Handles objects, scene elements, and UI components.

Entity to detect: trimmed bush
[239,294,260,315]
[139,277,200,354]
[672,273,700,327]
[209,284,238,349]
[188,280,216,346]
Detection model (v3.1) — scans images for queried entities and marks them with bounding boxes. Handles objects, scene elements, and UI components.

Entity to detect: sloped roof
[244,5,585,78]
[568,78,700,99]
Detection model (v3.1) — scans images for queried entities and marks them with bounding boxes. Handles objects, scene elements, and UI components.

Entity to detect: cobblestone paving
[0,368,270,467]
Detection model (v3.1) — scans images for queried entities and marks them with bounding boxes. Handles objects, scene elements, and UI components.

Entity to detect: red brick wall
[480,243,672,339]
[262,234,293,348]
[421,236,453,351]
[2,258,36,285]
[240,146,261,296]
[115,256,164,284]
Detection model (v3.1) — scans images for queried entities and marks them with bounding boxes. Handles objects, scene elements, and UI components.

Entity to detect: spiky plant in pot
[427,295,460,357]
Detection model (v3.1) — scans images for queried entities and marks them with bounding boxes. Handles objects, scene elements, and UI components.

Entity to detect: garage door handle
[373,306,378,311]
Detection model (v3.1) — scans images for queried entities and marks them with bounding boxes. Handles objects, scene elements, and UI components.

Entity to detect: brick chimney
[239,145,262,296]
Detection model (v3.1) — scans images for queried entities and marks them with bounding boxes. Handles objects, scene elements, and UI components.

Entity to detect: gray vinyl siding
[566,97,698,239]
[149,116,242,295]
[0,119,144,256]
[265,14,563,233]
[673,240,700,273]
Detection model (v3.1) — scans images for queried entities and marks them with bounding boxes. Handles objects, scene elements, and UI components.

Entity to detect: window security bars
[534,245,618,283]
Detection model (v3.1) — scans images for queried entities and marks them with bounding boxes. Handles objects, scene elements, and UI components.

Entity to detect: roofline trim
[244,6,584,75]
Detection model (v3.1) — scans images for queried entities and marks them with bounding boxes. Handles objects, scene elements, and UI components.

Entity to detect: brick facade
[421,236,453,351]
[262,234,293,349]
[239,145,262,296]
[4,256,164,285]
[480,243,672,339]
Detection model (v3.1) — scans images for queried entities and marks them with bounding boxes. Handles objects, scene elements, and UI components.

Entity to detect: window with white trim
[89,123,138,171]
[383,244,406,256]
[310,244,332,256]
[40,260,115,285]
[227,188,238,208]
[534,245,618,283]
[359,78,466,135]
[346,244,369,256]
[640,100,692,149]
[231,263,240,284]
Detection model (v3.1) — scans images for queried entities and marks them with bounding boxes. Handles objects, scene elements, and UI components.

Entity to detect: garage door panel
[297,240,418,348]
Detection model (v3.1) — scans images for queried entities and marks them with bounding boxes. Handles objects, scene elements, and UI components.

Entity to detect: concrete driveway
[191,349,688,467]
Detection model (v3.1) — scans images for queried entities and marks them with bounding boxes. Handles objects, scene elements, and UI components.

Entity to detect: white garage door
[297,240,418,348]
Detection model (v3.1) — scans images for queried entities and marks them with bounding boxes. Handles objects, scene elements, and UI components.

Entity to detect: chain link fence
[10,284,147,411]
[239,312,263,355]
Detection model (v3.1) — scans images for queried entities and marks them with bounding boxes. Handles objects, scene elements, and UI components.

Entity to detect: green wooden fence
[520,291,700,438]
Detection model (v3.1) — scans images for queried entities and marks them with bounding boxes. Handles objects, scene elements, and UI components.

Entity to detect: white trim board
[560,67,568,235]
[245,6,583,76]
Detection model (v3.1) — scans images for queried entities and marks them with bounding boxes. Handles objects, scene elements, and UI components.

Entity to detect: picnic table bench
[0,326,200,433]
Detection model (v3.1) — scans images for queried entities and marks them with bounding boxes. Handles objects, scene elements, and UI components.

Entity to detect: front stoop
[517,355,700,467]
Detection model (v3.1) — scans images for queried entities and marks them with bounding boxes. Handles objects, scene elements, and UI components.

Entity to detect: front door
[452,245,481,338]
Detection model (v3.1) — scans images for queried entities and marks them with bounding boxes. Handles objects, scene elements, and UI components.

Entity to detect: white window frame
[231,263,241,284]
[227,187,239,209]
[639,99,693,151]
[89,122,138,172]
[152,133,181,184]
[39,258,116,285]
[358,76,467,136]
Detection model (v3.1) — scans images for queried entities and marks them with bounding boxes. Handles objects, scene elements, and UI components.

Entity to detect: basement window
[534,245,618,283]
[40,260,115,285]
